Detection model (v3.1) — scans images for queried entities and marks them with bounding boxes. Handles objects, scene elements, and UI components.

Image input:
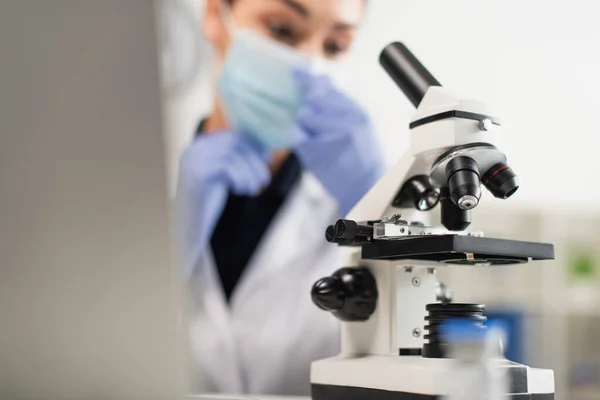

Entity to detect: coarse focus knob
[311,267,378,322]
[312,276,345,312]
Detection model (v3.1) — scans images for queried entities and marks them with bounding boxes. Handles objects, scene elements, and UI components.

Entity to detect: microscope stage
[361,235,554,265]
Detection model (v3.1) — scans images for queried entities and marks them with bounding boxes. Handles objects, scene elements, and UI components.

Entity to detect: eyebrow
[277,0,310,19]
[333,22,358,31]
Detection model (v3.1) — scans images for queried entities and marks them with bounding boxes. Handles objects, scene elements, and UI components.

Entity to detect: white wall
[343,0,600,208]
[164,0,600,208]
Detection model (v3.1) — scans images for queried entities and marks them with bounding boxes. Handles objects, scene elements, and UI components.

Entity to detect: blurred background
[160,1,600,399]
[0,0,598,399]
[161,0,600,207]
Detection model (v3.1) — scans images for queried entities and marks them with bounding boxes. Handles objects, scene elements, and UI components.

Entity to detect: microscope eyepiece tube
[380,42,441,107]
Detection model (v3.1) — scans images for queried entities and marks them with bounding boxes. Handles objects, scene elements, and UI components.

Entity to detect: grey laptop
[0,2,185,399]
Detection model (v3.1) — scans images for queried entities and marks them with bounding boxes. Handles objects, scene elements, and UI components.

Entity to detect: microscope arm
[309,42,556,400]
[348,43,518,231]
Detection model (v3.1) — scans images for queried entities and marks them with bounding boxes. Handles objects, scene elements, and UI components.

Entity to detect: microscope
[310,43,555,400]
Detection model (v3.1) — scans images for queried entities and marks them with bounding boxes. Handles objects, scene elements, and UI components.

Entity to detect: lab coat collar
[230,172,339,308]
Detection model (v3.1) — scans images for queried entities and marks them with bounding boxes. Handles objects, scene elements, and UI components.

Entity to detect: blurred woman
[177,0,385,395]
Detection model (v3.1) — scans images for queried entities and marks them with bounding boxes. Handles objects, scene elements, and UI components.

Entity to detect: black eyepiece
[445,156,481,210]
[380,42,441,107]
[482,162,519,199]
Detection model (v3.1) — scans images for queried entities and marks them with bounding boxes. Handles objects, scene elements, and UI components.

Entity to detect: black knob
[325,225,337,243]
[311,276,345,311]
[311,267,378,322]
[334,219,373,240]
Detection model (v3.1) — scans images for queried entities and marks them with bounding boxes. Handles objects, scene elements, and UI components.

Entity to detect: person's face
[204,0,365,61]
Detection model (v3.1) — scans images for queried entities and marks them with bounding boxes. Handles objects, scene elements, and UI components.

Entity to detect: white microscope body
[310,43,555,400]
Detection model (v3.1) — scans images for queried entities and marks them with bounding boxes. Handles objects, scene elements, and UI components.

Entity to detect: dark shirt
[196,121,302,301]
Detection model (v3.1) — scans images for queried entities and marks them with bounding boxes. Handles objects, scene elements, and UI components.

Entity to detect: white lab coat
[187,172,341,396]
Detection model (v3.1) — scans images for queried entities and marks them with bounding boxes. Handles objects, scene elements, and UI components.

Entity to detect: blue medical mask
[217,29,315,150]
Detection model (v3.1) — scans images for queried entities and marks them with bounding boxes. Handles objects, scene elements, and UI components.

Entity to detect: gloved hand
[176,132,271,278]
[292,70,387,215]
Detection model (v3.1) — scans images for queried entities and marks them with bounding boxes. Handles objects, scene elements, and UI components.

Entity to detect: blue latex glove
[176,132,270,278]
[293,70,387,215]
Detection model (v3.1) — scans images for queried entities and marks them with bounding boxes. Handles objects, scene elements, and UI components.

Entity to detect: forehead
[330,0,364,24]
[239,0,365,25]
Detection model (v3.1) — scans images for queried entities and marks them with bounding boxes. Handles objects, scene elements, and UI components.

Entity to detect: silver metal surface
[467,231,485,237]
[373,222,409,239]
[479,118,493,131]
[373,222,455,240]
[382,213,403,223]
[435,282,453,303]
[412,328,421,338]
[412,277,421,287]
[418,191,440,211]
[440,255,530,265]
[457,195,479,210]
[429,144,507,187]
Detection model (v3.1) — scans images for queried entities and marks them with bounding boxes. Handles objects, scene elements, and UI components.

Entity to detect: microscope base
[311,355,554,400]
